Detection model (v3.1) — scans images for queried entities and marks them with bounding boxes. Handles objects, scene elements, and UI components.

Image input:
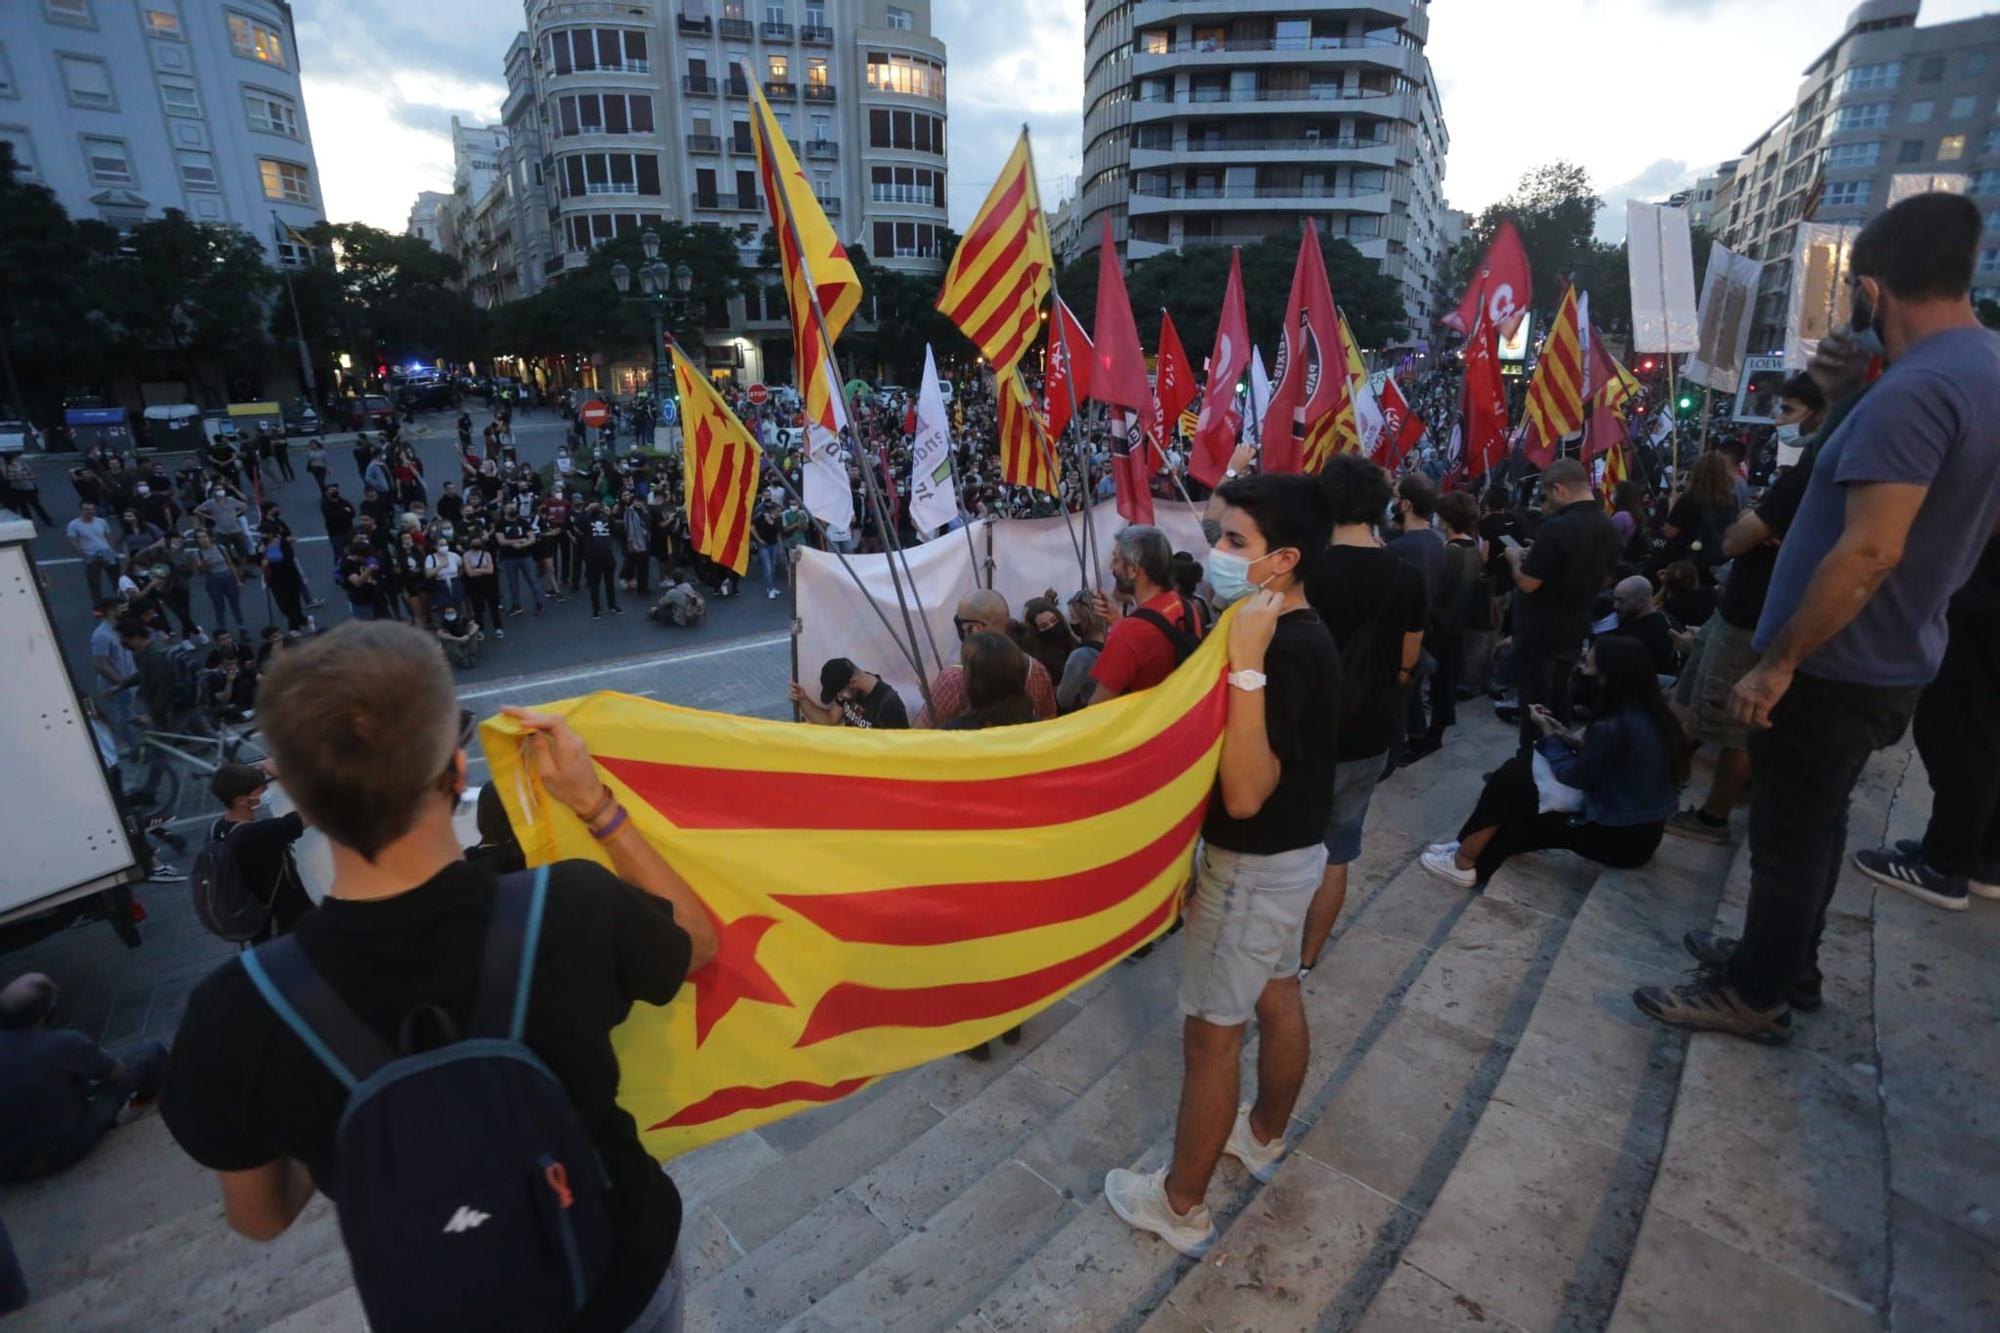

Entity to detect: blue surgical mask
[1207,546,1282,605]
[1774,422,1801,444]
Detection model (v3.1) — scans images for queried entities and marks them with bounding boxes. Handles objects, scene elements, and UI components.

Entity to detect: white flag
[909,345,957,536]
[802,361,853,532]
[1244,347,1274,447]
[1350,372,1386,458]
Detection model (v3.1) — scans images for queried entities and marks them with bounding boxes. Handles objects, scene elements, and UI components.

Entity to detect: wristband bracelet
[588,805,629,841]
[579,786,616,825]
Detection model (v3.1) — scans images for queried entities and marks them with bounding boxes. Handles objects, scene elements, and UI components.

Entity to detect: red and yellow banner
[1522,283,1586,466]
[998,373,1061,496]
[936,130,1053,376]
[481,625,1230,1158]
[672,349,761,575]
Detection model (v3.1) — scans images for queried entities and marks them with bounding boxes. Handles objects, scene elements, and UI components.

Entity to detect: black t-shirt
[1718,459,1812,630]
[1606,610,1679,676]
[161,859,690,1332]
[211,813,313,934]
[1201,608,1341,854]
[752,510,782,545]
[1306,546,1426,761]
[1479,510,1529,593]
[844,678,909,729]
[1516,501,1624,649]
[581,512,616,554]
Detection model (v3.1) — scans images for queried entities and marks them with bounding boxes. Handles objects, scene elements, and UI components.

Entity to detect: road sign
[746,382,769,406]
[580,400,610,428]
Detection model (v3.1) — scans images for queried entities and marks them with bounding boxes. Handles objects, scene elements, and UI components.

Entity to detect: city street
[18,406,799,697]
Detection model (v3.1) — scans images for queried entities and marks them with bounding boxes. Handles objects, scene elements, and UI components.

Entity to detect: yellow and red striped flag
[672,348,762,575]
[1522,283,1586,467]
[748,77,859,435]
[935,131,1053,376]
[1601,437,1630,512]
[998,373,1061,495]
[482,622,1231,1159]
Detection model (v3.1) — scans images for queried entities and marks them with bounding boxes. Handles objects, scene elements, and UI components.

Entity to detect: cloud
[1595,158,1704,241]
[932,0,1084,226]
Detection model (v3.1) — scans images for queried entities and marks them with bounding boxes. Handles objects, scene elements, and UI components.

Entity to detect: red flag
[1155,310,1196,428]
[1461,306,1510,479]
[903,401,916,435]
[1442,219,1532,340]
[1581,318,1625,463]
[1260,220,1344,475]
[1190,249,1250,487]
[1375,373,1426,471]
[1044,296,1093,440]
[1090,218,1155,523]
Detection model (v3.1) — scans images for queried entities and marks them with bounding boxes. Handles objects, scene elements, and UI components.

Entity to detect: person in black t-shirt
[205,763,313,940]
[160,623,719,1332]
[791,657,910,729]
[1605,575,1680,678]
[1504,459,1624,750]
[1107,473,1337,1260]
[578,502,622,618]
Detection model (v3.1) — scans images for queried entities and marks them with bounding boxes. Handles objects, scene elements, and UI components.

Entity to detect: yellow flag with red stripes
[482,623,1231,1159]
[749,77,859,434]
[936,131,1054,375]
[998,372,1061,495]
[1601,438,1630,512]
[672,349,762,575]
[1523,284,1586,461]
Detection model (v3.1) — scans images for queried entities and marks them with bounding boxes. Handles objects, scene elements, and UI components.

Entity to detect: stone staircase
[5,711,1996,1331]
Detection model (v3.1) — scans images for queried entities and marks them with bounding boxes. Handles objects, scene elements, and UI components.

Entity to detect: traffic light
[1641,359,1655,372]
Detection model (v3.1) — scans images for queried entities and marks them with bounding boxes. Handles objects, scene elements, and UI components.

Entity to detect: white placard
[1626,202,1699,353]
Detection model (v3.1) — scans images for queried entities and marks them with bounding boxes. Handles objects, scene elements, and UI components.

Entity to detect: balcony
[800,24,833,44]
[686,133,721,153]
[677,11,712,33]
[719,17,753,38]
[765,80,797,98]
[682,74,718,95]
[730,136,754,154]
[803,83,835,102]
[1143,33,1402,55]
[725,78,751,98]
[761,20,793,39]
[692,189,762,211]
[1137,86,1399,105]
[805,138,838,159]
[1132,182,1374,200]
[819,195,841,215]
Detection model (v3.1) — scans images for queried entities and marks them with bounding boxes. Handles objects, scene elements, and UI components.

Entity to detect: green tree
[840,234,972,384]
[0,143,112,421]
[1579,224,1715,339]
[1447,161,1603,321]
[95,211,278,403]
[294,221,487,372]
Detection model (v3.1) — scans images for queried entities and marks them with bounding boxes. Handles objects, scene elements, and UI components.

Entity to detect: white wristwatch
[1223,468,1240,479]
[1227,669,1268,691]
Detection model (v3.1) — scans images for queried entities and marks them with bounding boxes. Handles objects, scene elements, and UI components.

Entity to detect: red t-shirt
[1091,590,1191,696]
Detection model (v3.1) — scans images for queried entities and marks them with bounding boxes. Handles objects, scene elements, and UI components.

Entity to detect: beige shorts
[1676,613,1757,751]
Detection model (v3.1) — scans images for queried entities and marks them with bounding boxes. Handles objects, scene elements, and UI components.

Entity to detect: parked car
[0,419,40,454]
[281,401,322,437]
[336,394,395,430]
[397,380,455,413]
[202,410,242,447]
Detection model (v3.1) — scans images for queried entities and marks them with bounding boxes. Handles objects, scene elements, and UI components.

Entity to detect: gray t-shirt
[1755,326,2000,687]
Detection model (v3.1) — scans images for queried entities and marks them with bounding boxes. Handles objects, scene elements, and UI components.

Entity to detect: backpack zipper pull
[544,1160,574,1209]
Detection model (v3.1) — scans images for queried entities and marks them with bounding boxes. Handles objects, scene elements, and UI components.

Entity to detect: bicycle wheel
[223,727,268,765]
[123,747,182,826]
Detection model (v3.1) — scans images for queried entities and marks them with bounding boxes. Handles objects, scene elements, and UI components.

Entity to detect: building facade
[1714,0,2000,350]
[1077,0,1450,336]
[498,32,556,300]
[407,190,449,248]
[0,0,325,262]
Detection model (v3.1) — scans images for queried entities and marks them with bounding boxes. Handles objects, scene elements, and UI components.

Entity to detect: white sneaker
[1420,846,1476,889]
[1424,839,1460,860]
[767,587,781,599]
[1104,1167,1216,1257]
[1224,1104,1288,1182]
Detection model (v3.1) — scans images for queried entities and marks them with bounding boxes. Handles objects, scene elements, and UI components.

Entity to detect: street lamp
[610,229,697,399]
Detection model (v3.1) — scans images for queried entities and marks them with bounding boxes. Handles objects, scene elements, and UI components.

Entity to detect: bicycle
[120,717,266,850]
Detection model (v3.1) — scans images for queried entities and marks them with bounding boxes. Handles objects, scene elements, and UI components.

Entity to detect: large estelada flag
[482,623,1231,1159]
[936,130,1053,376]
[997,373,1060,495]
[673,349,762,575]
[1521,283,1586,468]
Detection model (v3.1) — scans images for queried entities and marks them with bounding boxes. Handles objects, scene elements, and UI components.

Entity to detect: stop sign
[579,399,610,428]
[746,382,769,406]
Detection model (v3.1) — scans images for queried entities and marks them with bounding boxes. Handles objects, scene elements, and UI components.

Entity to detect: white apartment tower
[0,0,325,263]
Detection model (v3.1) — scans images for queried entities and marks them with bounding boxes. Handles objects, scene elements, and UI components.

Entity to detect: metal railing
[719,17,753,37]
[803,83,835,101]
[1131,182,1380,199]
[761,20,792,38]
[691,189,762,211]
[724,78,751,97]
[1137,135,1390,153]
[676,12,712,33]
[681,74,718,94]
[765,80,797,97]
[799,23,833,43]
[805,138,839,158]
[1136,86,1397,104]
[1142,33,1402,54]
[685,133,721,152]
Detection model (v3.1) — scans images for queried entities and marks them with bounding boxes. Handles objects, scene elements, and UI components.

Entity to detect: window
[865,52,944,98]
[1980,246,2000,275]
[143,7,182,38]
[869,164,944,205]
[807,56,828,87]
[885,6,913,30]
[765,2,785,23]
[769,53,789,81]
[177,148,217,188]
[1909,99,1934,123]
[1827,140,1880,168]
[0,44,13,98]
[1987,127,2000,156]
[1918,55,1946,83]
[59,56,115,109]
[1898,138,1925,163]
[871,220,940,257]
[0,128,36,177]
[1941,133,1967,162]
[1841,60,1899,93]
[45,0,92,23]
[229,14,286,66]
[259,157,312,203]
[245,91,298,136]
[544,28,647,75]
[1977,169,2000,194]
[1950,95,1976,119]
[1833,102,1891,131]
[1822,180,1871,208]
[556,152,661,197]
[159,79,199,117]
[1965,52,1992,78]
[82,135,131,185]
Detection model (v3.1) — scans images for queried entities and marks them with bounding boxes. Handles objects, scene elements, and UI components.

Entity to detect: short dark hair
[209,762,268,806]
[1170,551,1203,597]
[1316,453,1392,527]
[1396,472,1438,521]
[1778,372,1825,414]
[1542,459,1589,494]
[1852,191,1983,301]
[1216,472,1333,573]
[114,616,151,643]
[254,622,460,861]
[1436,490,1479,536]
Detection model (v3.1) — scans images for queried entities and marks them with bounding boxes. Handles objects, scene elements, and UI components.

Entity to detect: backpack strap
[1131,602,1198,662]
[241,938,395,1093]
[471,865,552,1042]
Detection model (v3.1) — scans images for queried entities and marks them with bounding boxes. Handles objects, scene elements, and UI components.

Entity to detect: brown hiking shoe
[1633,976,1793,1044]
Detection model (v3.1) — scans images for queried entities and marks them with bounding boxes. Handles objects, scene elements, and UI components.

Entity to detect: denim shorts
[1323,755,1385,865]
[1178,841,1326,1025]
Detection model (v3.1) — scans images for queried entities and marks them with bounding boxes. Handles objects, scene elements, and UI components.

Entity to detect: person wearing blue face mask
[1106,473,1339,1259]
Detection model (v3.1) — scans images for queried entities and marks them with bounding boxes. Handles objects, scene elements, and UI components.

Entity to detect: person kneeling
[1421,636,1684,890]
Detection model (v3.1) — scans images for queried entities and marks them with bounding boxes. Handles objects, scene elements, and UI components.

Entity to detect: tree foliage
[839,232,975,384]
[1054,231,1408,368]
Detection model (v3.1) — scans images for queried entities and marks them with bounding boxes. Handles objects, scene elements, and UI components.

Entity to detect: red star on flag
[691,914,792,1046]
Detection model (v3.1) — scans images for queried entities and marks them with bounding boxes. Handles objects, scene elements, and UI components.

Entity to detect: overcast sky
[295,0,2000,243]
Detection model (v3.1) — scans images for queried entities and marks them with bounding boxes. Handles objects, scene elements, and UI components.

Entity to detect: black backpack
[1131,595,1203,668]
[239,868,614,1332]
[190,819,271,944]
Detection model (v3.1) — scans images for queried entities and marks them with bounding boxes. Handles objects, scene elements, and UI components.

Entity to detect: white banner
[909,346,957,537]
[802,362,853,534]
[1682,242,1763,393]
[1626,202,1699,353]
[1244,347,1273,447]
[794,500,1213,716]
[1783,222,1861,371]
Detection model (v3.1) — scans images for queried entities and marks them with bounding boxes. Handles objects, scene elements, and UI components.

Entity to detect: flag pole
[1013,365,1088,581]
[272,213,318,406]
[757,96,945,691]
[1022,127,1095,590]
